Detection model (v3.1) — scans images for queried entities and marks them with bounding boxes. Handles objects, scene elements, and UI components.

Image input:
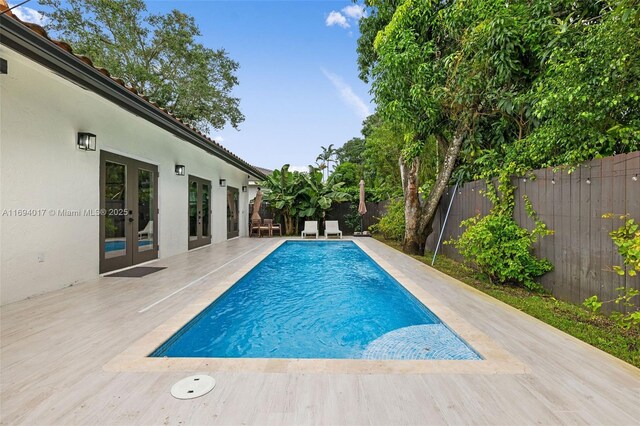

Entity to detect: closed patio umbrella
[252,188,263,221]
[358,180,367,232]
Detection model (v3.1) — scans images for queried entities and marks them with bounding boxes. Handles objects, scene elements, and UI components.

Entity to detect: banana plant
[297,167,351,220]
[262,165,351,234]
[262,165,305,234]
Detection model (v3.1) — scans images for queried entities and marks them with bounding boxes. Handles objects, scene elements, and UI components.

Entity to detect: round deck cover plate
[170,375,216,400]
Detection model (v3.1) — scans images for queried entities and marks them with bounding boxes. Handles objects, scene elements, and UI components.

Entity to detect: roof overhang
[0,15,266,180]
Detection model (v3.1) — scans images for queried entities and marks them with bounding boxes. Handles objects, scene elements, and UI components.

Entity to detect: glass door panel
[132,164,158,265]
[202,183,210,237]
[137,169,154,253]
[188,176,211,250]
[227,187,239,239]
[104,161,127,260]
[189,180,198,242]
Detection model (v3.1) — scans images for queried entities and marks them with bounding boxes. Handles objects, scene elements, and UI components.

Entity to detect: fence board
[611,155,628,308]
[530,170,541,256]
[600,156,616,308]
[571,167,594,300]
[550,167,563,296]
[569,168,581,303]
[555,167,570,301]
[539,167,555,289]
[588,159,602,305]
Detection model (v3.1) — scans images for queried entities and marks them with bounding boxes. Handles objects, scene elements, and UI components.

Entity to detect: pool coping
[104,238,529,374]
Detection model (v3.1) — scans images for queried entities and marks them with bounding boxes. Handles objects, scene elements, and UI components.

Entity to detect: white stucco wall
[0,46,252,305]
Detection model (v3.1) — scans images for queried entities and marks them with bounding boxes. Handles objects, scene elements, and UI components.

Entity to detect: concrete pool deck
[1,237,639,424]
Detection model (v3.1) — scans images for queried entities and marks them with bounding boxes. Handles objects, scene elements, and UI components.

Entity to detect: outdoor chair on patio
[251,219,270,237]
[264,219,282,237]
[301,221,318,239]
[324,220,342,239]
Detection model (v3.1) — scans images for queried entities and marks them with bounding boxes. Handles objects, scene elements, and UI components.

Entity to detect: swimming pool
[151,241,481,360]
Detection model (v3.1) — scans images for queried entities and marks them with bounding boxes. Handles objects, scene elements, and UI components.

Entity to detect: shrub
[370,198,405,241]
[450,174,553,290]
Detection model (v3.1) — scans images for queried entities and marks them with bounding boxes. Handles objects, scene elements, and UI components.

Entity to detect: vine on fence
[449,173,554,291]
[583,215,640,330]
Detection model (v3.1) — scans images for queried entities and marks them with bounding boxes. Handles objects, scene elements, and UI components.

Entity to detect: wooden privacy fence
[248,201,388,235]
[326,201,388,234]
[425,152,640,312]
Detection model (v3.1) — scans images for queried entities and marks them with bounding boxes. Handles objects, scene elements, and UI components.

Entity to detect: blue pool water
[152,241,481,360]
[105,240,152,252]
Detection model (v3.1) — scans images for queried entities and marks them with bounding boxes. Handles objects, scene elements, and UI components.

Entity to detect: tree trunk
[284,214,294,235]
[401,156,423,255]
[398,126,466,256]
[418,126,466,254]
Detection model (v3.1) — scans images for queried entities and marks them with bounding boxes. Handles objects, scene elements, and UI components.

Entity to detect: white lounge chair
[301,221,318,239]
[138,220,153,240]
[324,220,342,239]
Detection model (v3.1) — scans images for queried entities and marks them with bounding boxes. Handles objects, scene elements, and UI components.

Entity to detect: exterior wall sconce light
[219,179,226,187]
[175,165,186,176]
[242,186,247,192]
[77,132,96,151]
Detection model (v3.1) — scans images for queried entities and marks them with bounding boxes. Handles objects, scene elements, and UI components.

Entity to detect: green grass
[375,236,640,368]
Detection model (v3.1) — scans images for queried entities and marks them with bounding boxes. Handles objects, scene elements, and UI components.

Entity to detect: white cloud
[321,68,371,120]
[212,135,224,143]
[326,4,366,30]
[325,11,350,29]
[342,4,365,19]
[289,166,310,173]
[10,5,48,26]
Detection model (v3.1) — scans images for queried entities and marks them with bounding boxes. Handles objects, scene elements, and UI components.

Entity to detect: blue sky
[14,0,374,171]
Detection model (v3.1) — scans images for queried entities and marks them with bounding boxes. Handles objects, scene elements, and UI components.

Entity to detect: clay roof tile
[76,55,94,67]
[53,40,73,53]
[96,68,111,78]
[0,0,14,17]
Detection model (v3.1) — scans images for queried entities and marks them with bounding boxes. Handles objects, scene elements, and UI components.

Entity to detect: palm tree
[316,144,337,181]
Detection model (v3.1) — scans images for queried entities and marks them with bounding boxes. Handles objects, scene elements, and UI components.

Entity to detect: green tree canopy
[336,137,366,165]
[40,0,244,133]
[517,0,640,168]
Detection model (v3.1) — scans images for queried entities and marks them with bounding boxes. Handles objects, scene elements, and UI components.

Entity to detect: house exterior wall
[0,46,251,305]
